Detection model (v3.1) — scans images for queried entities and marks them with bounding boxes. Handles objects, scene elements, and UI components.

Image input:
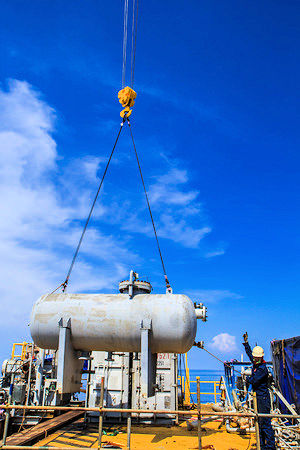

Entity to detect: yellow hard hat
[252,346,264,358]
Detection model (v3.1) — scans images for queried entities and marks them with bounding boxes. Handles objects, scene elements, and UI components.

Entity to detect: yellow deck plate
[34,421,256,449]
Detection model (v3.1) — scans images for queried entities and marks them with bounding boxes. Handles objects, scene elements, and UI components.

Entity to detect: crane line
[130,0,139,87]
[127,117,171,292]
[51,1,172,293]
[122,0,129,88]
[60,120,126,292]
[122,0,139,88]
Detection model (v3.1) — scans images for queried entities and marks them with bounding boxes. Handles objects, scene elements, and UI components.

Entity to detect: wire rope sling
[52,0,172,295]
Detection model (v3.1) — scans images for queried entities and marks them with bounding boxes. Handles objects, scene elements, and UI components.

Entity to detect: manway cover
[271,336,300,414]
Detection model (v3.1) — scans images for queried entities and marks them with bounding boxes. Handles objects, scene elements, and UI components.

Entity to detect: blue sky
[0,1,299,369]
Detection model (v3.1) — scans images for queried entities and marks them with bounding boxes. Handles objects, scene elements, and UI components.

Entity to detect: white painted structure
[30,293,197,354]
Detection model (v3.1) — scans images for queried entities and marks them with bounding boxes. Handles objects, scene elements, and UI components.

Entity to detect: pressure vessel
[30,293,197,354]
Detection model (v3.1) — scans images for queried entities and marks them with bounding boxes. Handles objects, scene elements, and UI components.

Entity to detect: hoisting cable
[122,0,139,89]
[130,0,135,87]
[122,0,129,88]
[119,0,138,118]
[52,1,170,293]
[121,2,170,289]
[120,1,171,289]
[194,343,242,376]
[52,120,126,293]
[126,117,172,292]
[130,0,139,88]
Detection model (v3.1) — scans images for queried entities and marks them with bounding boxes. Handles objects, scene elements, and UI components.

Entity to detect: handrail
[1,404,299,419]
[179,377,221,404]
[11,342,29,361]
[1,404,298,450]
[189,380,217,383]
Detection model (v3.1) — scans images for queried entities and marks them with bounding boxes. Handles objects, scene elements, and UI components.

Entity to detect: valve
[118,86,137,118]
[194,341,204,349]
[194,302,207,322]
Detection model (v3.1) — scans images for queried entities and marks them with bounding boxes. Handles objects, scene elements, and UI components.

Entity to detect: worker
[243,332,276,450]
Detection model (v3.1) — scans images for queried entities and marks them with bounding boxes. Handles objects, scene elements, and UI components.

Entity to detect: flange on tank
[30,271,206,397]
[119,270,152,297]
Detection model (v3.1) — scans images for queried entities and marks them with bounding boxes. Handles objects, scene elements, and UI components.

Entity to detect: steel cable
[126,118,171,291]
[200,346,243,376]
[122,0,129,87]
[122,0,139,88]
[59,121,125,292]
[130,0,135,87]
[130,0,139,87]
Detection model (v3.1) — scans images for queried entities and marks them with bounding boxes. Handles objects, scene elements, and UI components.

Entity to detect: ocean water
[184,369,224,404]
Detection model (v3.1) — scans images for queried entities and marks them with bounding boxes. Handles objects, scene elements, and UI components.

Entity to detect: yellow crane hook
[118,86,137,118]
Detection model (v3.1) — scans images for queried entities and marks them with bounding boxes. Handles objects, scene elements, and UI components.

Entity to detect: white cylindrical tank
[30,293,197,354]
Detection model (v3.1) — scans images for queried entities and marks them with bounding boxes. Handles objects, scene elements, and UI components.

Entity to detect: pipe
[1,411,10,446]
[271,386,300,422]
[97,377,104,450]
[128,270,134,298]
[253,392,261,450]
[187,416,220,431]
[196,377,202,450]
[211,404,225,412]
[127,413,132,449]
[0,404,299,419]
[34,349,45,405]
[25,347,34,407]
[8,373,15,405]
[225,419,255,433]
[1,372,15,445]
[84,358,91,423]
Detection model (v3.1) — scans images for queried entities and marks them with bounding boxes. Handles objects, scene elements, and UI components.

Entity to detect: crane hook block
[118,86,137,118]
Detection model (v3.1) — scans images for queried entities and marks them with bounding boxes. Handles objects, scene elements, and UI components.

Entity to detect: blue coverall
[243,342,276,450]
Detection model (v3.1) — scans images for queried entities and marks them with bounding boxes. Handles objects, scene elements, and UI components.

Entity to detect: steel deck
[6,411,84,447]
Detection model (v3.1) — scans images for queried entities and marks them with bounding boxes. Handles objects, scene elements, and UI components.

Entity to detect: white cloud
[0,78,227,349]
[149,168,199,206]
[188,289,242,303]
[158,214,211,248]
[205,249,226,258]
[147,168,212,248]
[97,163,211,249]
[0,80,56,177]
[210,333,237,353]
[116,166,211,249]
[140,85,221,125]
[0,80,134,333]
